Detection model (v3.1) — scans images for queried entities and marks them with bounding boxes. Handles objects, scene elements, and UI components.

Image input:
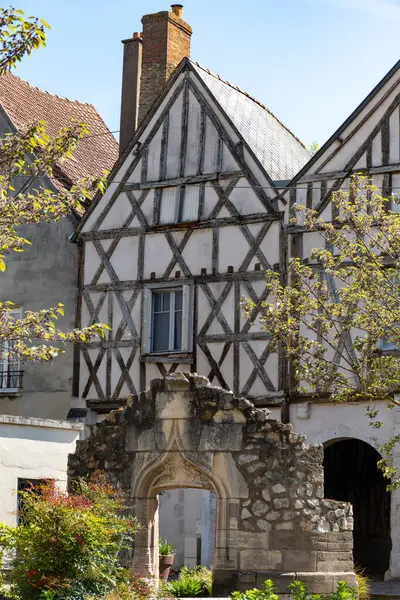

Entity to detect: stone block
[256,572,296,593]
[238,531,268,549]
[326,532,353,542]
[276,522,293,531]
[253,500,269,516]
[274,498,290,509]
[332,572,358,588]
[199,422,243,451]
[212,570,239,596]
[272,484,286,494]
[257,519,272,532]
[317,560,354,572]
[317,551,353,562]
[293,572,335,594]
[283,550,317,572]
[270,531,314,551]
[240,549,282,571]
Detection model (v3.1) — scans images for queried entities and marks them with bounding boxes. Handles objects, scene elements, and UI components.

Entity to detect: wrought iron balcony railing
[0,369,23,390]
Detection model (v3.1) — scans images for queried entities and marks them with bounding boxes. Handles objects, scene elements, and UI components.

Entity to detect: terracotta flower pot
[159,554,174,582]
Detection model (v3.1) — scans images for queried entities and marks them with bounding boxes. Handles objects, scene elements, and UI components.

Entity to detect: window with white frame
[142,286,192,354]
[159,185,200,224]
[0,307,22,391]
[379,271,400,351]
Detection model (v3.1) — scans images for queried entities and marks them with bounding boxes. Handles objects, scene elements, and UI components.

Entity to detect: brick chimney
[139,5,192,124]
[119,5,192,155]
[119,32,143,156]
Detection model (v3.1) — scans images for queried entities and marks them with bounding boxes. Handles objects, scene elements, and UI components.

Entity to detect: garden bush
[0,473,139,600]
[231,579,357,600]
[168,566,212,598]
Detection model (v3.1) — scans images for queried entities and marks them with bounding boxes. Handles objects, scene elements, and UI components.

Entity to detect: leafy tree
[307,141,319,156]
[0,475,139,600]
[242,174,400,483]
[0,8,108,364]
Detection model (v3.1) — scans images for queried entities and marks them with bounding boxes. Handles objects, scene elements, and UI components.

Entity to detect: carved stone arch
[132,445,231,577]
[68,373,357,595]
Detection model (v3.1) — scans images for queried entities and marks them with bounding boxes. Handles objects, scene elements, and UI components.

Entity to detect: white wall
[288,399,392,451]
[159,488,216,569]
[0,415,82,526]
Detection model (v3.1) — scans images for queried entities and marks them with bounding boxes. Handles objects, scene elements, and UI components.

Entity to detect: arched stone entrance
[69,374,357,595]
[131,440,236,578]
[324,438,391,580]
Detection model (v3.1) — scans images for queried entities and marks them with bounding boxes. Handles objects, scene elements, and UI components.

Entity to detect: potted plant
[159,537,175,582]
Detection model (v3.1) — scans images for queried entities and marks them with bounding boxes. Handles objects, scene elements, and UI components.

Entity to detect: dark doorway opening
[324,438,391,580]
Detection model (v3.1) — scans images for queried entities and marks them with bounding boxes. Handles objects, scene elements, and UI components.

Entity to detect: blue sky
[10,0,400,147]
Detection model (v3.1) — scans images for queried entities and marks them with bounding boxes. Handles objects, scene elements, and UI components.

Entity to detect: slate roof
[0,71,118,196]
[190,60,310,182]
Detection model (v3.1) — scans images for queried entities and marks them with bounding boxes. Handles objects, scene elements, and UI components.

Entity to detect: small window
[159,185,200,224]
[17,478,50,524]
[0,307,23,391]
[143,286,192,354]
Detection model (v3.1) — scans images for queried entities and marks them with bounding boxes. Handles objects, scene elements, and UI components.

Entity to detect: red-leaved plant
[0,472,139,600]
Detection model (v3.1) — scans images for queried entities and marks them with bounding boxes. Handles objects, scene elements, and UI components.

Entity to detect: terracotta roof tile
[0,71,119,204]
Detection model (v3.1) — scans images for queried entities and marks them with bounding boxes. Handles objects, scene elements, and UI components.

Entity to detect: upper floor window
[0,307,23,392]
[142,285,192,354]
[159,185,200,224]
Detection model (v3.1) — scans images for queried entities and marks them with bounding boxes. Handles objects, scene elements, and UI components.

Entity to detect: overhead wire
[5,127,400,191]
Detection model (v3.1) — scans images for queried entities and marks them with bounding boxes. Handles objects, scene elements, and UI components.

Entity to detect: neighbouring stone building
[0,71,118,524]
[71,4,400,583]
[69,373,356,595]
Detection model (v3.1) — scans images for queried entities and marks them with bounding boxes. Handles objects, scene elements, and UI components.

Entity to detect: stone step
[369,582,400,598]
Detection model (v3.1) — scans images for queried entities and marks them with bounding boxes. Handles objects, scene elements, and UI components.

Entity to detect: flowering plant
[0,472,139,600]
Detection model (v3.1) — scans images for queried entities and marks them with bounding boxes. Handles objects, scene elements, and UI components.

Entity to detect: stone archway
[324,438,391,580]
[68,374,357,595]
[131,442,235,578]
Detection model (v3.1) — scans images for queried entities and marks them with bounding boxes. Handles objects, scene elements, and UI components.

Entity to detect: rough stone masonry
[68,373,356,596]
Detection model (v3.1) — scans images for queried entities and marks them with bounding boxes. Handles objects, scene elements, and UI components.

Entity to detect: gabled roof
[0,71,119,193]
[190,61,310,181]
[289,58,400,184]
[75,57,311,237]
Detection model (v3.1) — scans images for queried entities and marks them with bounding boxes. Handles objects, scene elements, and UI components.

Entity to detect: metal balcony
[0,369,23,390]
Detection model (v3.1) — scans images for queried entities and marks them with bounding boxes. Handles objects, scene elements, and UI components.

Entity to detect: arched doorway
[324,438,391,580]
[159,488,216,569]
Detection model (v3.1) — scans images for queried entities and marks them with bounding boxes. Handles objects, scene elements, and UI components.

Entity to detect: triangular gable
[289,58,400,191]
[76,58,295,238]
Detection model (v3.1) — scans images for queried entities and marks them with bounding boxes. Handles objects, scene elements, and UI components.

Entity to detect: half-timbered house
[282,58,400,581]
[74,5,309,415]
[73,4,400,582]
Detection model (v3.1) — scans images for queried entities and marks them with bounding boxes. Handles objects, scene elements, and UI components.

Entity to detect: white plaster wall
[159,488,215,569]
[289,399,392,451]
[0,416,82,526]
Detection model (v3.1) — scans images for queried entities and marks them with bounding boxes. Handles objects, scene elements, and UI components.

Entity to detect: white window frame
[378,271,400,351]
[0,306,22,392]
[142,284,193,355]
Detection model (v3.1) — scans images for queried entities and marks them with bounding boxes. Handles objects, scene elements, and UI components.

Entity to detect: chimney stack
[119,31,143,156]
[139,5,192,124]
[119,5,192,155]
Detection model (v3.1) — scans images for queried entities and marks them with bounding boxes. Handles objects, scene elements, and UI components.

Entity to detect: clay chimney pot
[171,4,183,17]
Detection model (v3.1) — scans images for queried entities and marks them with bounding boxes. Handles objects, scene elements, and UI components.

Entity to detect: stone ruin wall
[68,374,356,596]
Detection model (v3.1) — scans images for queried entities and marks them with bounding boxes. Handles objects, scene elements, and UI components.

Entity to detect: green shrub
[168,566,212,598]
[0,473,139,600]
[231,578,357,600]
[159,537,175,556]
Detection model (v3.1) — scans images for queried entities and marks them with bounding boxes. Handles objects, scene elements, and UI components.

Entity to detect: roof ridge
[189,59,306,149]
[7,70,94,107]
